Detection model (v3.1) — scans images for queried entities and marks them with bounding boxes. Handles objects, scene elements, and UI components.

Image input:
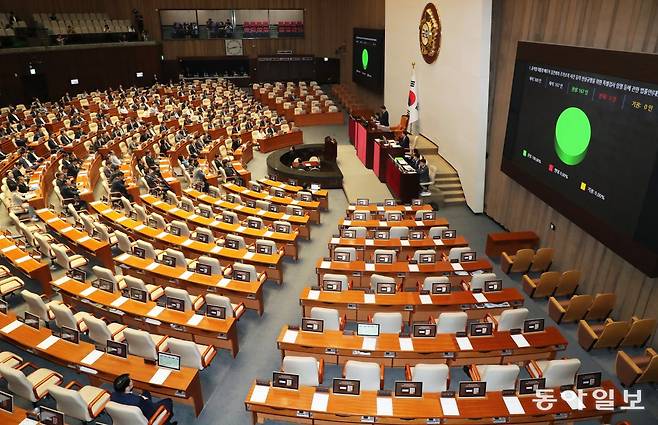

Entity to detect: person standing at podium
[376,105,389,127]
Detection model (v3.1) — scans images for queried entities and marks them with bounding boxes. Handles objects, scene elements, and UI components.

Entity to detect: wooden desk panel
[114,252,265,315]
[245,381,623,424]
[0,311,204,416]
[184,188,311,240]
[258,178,329,210]
[315,259,493,289]
[327,236,469,261]
[292,111,344,127]
[346,203,431,218]
[89,201,284,283]
[258,131,303,153]
[141,194,299,260]
[223,182,321,224]
[299,287,525,322]
[276,325,567,367]
[0,234,52,296]
[36,208,114,269]
[52,276,240,356]
[338,217,449,232]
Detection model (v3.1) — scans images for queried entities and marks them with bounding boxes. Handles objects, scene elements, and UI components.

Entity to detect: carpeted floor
[0,120,655,425]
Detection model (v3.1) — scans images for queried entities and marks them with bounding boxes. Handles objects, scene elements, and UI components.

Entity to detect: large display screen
[502,42,658,277]
[352,28,385,92]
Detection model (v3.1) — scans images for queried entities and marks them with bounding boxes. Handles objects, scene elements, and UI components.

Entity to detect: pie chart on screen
[554,106,591,166]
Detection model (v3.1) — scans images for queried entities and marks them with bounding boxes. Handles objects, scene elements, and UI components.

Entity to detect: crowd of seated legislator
[0,77,326,424]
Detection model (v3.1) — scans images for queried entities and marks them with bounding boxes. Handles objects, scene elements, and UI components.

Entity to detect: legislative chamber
[0,2,654,425]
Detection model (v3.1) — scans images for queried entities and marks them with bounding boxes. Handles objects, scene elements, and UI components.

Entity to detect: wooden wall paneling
[486,0,658,345]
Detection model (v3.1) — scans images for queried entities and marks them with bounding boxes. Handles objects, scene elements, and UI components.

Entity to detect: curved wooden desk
[346,203,432,218]
[0,311,204,416]
[141,194,299,260]
[184,188,311,240]
[299,287,524,322]
[258,178,329,210]
[245,380,623,425]
[52,276,239,356]
[114,252,266,315]
[89,201,284,283]
[0,234,52,296]
[315,258,493,289]
[276,325,567,366]
[223,182,321,224]
[338,217,450,232]
[327,235,469,261]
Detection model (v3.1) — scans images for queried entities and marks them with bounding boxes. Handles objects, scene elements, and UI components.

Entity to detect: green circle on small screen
[554,107,591,166]
[361,48,369,70]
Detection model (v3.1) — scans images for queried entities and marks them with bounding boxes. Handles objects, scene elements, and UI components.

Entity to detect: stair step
[436,183,462,191]
[442,190,465,199]
[444,196,466,205]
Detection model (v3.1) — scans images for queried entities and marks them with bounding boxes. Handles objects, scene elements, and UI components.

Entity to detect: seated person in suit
[110,172,132,202]
[111,374,177,425]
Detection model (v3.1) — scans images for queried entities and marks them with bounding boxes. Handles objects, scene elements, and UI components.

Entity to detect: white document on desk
[156,232,169,239]
[147,306,165,317]
[343,219,351,226]
[376,397,393,416]
[419,294,433,305]
[244,252,255,260]
[362,336,377,351]
[400,239,410,246]
[179,271,193,280]
[77,236,91,243]
[456,337,473,351]
[473,293,488,303]
[408,264,419,272]
[81,349,104,365]
[451,263,464,271]
[110,297,129,308]
[363,294,376,304]
[307,290,320,300]
[1,245,16,253]
[399,338,414,351]
[365,239,374,246]
[378,221,387,226]
[52,276,69,286]
[80,286,97,297]
[135,224,146,231]
[440,397,460,416]
[218,278,230,288]
[15,256,30,264]
[365,263,375,271]
[116,253,130,262]
[319,261,331,269]
[186,314,204,326]
[37,335,60,350]
[311,391,329,412]
[511,333,530,348]
[250,385,270,403]
[18,418,38,425]
[503,396,525,415]
[433,239,445,246]
[146,262,159,271]
[330,238,339,244]
[415,221,424,226]
[282,329,298,344]
[1,320,22,334]
[182,239,193,247]
[149,368,172,385]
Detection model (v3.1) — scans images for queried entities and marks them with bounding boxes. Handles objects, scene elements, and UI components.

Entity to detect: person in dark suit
[110,172,132,201]
[417,158,431,196]
[59,131,73,145]
[111,374,176,424]
[399,131,411,150]
[144,153,157,169]
[377,105,389,127]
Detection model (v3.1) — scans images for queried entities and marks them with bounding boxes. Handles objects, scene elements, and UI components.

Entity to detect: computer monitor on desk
[459,382,487,398]
[376,281,396,294]
[334,252,350,262]
[206,304,226,319]
[357,323,380,337]
[341,229,356,239]
[60,326,80,344]
[418,253,436,264]
[576,372,602,390]
[523,318,545,333]
[133,246,146,259]
[39,406,65,425]
[409,231,424,240]
[106,340,128,358]
[272,372,299,390]
[196,263,212,276]
[460,251,476,262]
[519,378,546,395]
[374,230,389,240]
[441,229,456,239]
[158,352,181,370]
[301,317,324,333]
[395,381,423,397]
[332,378,360,395]
[0,390,13,413]
[357,198,369,206]
[130,287,147,303]
[384,199,396,206]
[375,253,393,264]
[412,323,437,337]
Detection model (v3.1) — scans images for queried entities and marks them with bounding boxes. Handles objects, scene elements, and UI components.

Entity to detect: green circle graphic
[554,107,591,166]
[361,48,369,70]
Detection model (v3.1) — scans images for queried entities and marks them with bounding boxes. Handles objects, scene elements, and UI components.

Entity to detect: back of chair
[233,263,257,281]
[51,244,72,269]
[497,308,529,331]
[428,226,448,239]
[114,230,133,253]
[411,363,449,392]
[480,364,520,391]
[282,356,319,387]
[335,247,356,262]
[92,265,120,289]
[22,290,50,322]
[595,320,631,349]
[347,226,367,238]
[436,312,467,334]
[508,249,533,272]
[535,271,560,298]
[311,307,341,331]
[422,276,449,291]
[353,210,370,220]
[164,287,194,312]
[205,294,234,317]
[123,328,157,360]
[169,220,190,238]
[167,338,203,370]
[149,213,166,229]
[620,317,657,347]
[198,255,221,275]
[124,275,148,292]
[448,247,472,262]
[543,359,581,388]
[412,249,436,263]
[390,226,409,239]
[563,295,594,322]
[83,316,112,347]
[370,274,396,292]
[373,249,396,263]
[344,360,380,391]
[530,248,554,272]
[49,386,90,421]
[469,272,498,291]
[225,234,246,250]
[0,365,34,401]
[372,312,403,334]
[322,273,349,291]
[136,240,158,259]
[105,401,148,425]
[50,303,78,330]
[554,270,581,297]
[584,293,615,321]
[164,248,187,268]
